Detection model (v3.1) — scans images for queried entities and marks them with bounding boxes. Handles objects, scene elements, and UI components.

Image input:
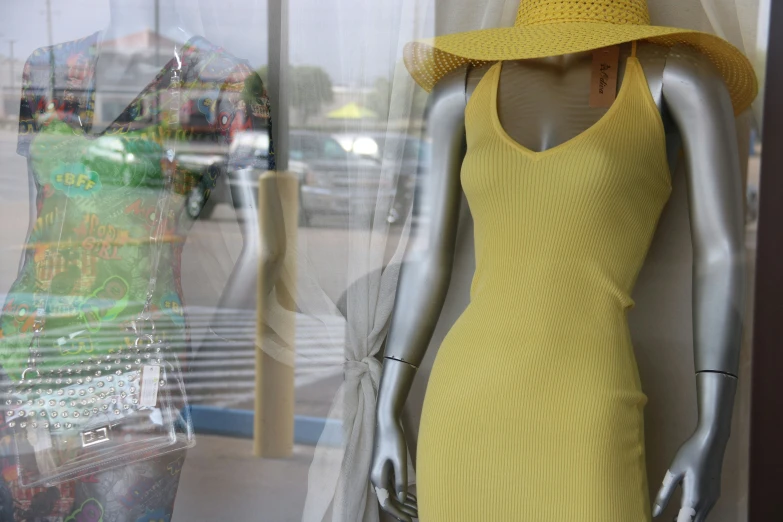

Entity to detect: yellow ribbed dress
[416,54,672,521]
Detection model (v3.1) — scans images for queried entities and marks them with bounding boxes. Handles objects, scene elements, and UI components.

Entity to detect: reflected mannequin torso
[372,43,745,522]
[0,1,283,520]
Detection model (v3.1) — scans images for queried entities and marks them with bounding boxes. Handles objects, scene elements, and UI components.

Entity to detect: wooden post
[255,170,298,458]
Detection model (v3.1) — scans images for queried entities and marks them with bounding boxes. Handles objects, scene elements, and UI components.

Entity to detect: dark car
[178,132,270,220]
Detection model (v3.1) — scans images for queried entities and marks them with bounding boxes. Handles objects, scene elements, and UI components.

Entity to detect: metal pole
[155,0,160,126]
[45,0,54,105]
[267,0,289,171]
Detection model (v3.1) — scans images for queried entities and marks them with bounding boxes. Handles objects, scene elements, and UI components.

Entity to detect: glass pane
[0,0,771,521]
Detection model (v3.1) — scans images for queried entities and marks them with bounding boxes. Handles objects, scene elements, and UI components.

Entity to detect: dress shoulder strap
[466,62,501,114]
[464,62,503,139]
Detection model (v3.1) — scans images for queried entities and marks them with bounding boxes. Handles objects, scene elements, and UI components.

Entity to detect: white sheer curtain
[697,0,768,125]
[298,1,767,521]
[300,1,433,520]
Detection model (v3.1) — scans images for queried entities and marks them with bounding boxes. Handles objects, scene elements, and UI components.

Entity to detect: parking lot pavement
[173,435,315,522]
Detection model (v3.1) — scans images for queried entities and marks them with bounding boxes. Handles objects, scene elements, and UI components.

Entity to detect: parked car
[289,130,403,226]
[178,131,273,220]
[336,132,431,224]
[175,129,409,227]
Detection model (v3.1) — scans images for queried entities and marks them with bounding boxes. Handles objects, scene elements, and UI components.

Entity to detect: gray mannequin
[371,42,745,522]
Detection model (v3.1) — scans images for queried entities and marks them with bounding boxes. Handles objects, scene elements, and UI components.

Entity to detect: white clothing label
[140,365,161,407]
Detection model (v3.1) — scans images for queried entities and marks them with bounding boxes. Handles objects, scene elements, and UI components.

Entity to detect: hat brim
[404,22,757,115]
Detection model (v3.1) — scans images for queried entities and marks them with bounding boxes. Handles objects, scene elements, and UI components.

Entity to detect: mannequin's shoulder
[653,43,736,128]
[661,44,729,95]
[465,63,496,99]
[23,32,99,78]
[424,64,478,118]
[426,62,495,110]
[633,43,730,113]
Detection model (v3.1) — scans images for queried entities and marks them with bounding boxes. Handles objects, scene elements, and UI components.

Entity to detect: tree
[255,65,334,124]
[366,77,392,120]
[291,66,334,124]
[366,67,430,123]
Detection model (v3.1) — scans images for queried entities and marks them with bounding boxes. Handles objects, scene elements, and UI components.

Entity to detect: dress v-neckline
[490,56,641,160]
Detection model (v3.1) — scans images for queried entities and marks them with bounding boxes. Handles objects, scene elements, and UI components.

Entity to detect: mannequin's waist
[459,297,629,336]
[438,304,639,389]
[470,278,634,312]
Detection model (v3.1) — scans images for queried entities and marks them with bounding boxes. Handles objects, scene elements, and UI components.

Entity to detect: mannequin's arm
[204,69,285,343]
[653,46,746,521]
[371,67,468,522]
[206,168,286,342]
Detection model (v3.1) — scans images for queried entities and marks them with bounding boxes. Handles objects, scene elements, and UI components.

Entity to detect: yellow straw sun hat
[403,0,758,114]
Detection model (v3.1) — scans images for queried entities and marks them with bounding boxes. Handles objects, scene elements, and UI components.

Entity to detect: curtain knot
[343,356,382,385]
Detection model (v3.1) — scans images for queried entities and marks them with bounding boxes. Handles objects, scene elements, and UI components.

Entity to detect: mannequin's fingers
[382,497,414,522]
[373,479,396,511]
[403,503,418,517]
[652,470,683,517]
[405,492,417,502]
[398,498,418,518]
[402,492,418,517]
[675,507,696,522]
[394,460,408,502]
[676,473,698,522]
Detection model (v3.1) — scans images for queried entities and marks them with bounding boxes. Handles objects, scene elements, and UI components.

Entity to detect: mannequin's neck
[526,51,594,69]
[102,0,197,45]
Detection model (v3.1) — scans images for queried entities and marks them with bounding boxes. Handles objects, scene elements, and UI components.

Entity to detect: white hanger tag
[140,365,161,407]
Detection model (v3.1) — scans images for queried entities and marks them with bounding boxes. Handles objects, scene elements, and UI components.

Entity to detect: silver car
[289,130,396,226]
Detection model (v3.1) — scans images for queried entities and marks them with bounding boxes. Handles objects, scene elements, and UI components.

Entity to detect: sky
[0,0,434,87]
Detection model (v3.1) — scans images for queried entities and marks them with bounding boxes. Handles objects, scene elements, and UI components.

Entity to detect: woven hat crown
[516,0,651,27]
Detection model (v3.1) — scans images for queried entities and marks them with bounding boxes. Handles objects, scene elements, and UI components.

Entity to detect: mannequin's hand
[370,415,418,521]
[652,427,730,522]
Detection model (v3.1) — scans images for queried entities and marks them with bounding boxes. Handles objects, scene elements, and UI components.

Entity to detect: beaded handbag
[5,313,192,487]
[3,49,194,487]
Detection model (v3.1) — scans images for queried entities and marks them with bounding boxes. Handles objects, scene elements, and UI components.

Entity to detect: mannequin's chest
[501,60,620,153]
[471,51,665,154]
